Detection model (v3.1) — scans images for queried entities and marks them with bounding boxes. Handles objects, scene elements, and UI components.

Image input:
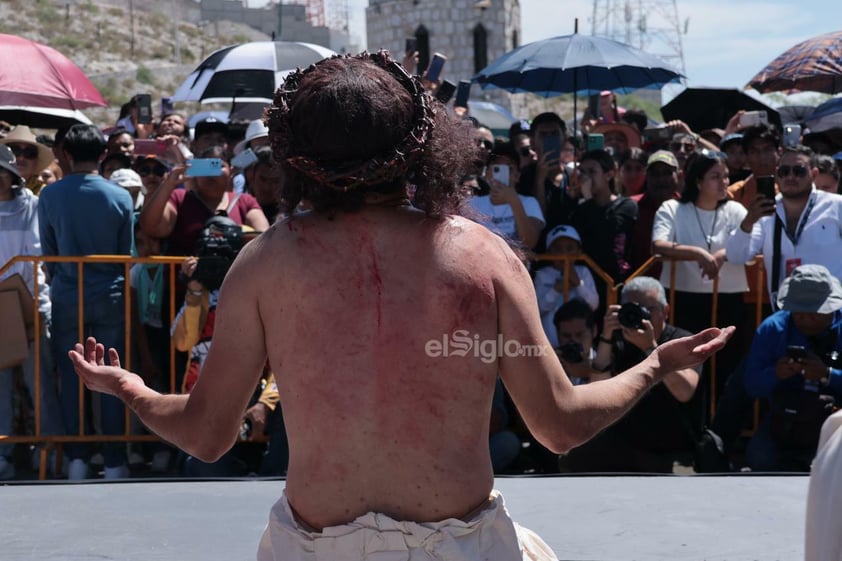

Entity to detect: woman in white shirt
[651,150,748,400]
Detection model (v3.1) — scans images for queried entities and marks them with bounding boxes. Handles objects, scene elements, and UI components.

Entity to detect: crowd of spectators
[2,59,842,481]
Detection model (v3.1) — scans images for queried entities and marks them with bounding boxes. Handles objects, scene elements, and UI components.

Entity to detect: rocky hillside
[0,0,271,127]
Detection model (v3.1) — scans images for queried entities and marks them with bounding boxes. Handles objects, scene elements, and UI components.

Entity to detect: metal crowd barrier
[1,252,770,479]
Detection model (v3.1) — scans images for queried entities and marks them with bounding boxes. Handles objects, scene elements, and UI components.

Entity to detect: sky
[338,0,840,106]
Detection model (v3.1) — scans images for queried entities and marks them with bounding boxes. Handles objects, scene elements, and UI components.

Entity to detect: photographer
[553,298,610,386]
[559,276,703,473]
[744,264,842,472]
[172,217,283,476]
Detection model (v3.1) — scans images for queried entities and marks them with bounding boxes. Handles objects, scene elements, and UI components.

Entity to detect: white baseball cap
[546,224,582,248]
[109,168,143,190]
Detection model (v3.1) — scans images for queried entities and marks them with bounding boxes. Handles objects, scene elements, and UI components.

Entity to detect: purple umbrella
[747,31,842,94]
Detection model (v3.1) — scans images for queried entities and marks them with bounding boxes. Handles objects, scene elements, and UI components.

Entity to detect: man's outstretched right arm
[491,236,733,453]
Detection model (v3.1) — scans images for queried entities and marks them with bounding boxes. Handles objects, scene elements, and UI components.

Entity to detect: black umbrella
[777,104,817,126]
[660,88,781,132]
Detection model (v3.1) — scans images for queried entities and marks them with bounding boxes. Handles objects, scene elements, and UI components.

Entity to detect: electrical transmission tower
[590,0,687,78]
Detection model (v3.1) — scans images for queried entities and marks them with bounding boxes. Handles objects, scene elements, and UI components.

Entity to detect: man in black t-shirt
[558,276,704,473]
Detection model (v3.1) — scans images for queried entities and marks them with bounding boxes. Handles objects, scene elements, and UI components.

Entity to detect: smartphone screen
[586,133,605,151]
[435,80,457,104]
[756,175,776,200]
[454,80,471,108]
[786,345,808,360]
[160,96,174,116]
[542,134,561,163]
[424,53,447,83]
[135,94,152,125]
[405,37,418,54]
[186,158,224,177]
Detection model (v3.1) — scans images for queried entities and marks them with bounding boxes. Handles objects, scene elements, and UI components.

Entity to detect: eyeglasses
[476,139,493,150]
[669,141,695,152]
[136,166,167,177]
[777,164,809,178]
[8,144,38,159]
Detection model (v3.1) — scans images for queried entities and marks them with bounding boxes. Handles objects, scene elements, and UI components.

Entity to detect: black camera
[557,342,585,364]
[617,302,651,329]
[191,215,244,291]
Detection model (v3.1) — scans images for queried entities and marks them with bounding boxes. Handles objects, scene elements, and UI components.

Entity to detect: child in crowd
[533,224,599,347]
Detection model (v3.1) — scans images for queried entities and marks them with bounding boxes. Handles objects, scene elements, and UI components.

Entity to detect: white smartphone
[739,110,768,128]
[492,163,509,185]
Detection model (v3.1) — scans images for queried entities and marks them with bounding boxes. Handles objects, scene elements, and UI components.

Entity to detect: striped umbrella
[172,41,336,104]
[747,31,842,94]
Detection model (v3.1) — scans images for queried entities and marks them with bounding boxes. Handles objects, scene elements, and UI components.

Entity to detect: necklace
[693,204,718,251]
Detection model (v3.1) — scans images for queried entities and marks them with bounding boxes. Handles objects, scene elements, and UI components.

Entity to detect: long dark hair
[680,150,728,207]
[267,52,477,217]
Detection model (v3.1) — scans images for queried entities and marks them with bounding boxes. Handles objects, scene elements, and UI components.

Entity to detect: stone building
[365,0,523,115]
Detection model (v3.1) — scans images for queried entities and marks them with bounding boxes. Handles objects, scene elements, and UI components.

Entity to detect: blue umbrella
[805,97,842,133]
[473,33,684,97]
[473,33,684,141]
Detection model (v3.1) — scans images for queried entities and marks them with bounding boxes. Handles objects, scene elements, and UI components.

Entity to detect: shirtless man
[69,52,733,560]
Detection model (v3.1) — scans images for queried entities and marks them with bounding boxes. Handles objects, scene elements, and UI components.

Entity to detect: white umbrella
[172,41,336,105]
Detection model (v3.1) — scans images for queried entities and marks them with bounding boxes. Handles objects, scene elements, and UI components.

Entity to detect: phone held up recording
[424,53,447,83]
[492,164,509,186]
[135,93,153,125]
[756,175,776,201]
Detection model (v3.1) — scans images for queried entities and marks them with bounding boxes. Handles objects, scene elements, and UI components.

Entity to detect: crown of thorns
[269,50,435,192]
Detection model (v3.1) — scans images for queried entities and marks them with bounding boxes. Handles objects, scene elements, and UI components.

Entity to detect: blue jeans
[0,326,64,459]
[52,292,127,468]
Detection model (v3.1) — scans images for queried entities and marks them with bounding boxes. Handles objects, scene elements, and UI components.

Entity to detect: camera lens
[618,302,651,329]
[558,342,585,364]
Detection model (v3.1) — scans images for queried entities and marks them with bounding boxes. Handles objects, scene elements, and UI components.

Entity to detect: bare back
[248,206,508,529]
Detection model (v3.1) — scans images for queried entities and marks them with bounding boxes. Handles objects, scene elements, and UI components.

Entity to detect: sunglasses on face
[777,164,809,178]
[670,141,695,152]
[9,144,38,159]
[136,166,167,177]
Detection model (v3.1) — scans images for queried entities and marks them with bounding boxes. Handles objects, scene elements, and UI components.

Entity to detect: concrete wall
[366,0,521,112]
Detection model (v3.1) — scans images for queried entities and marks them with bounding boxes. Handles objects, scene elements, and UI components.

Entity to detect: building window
[512,29,519,49]
[473,24,488,74]
[415,25,430,76]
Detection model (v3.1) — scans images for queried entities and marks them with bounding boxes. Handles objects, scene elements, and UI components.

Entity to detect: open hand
[653,326,735,374]
[68,337,145,399]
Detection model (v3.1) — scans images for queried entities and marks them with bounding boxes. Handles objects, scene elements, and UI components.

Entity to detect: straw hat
[0,125,54,173]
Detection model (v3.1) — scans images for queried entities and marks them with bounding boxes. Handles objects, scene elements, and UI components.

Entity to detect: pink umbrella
[0,34,107,110]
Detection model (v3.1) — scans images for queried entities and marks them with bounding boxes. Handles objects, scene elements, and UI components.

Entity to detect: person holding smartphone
[469,141,545,250]
[139,145,269,259]
[726,144,842,304]
[516,112,579,250]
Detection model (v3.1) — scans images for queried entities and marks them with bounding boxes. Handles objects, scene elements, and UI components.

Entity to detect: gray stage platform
[1,475,808,560]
